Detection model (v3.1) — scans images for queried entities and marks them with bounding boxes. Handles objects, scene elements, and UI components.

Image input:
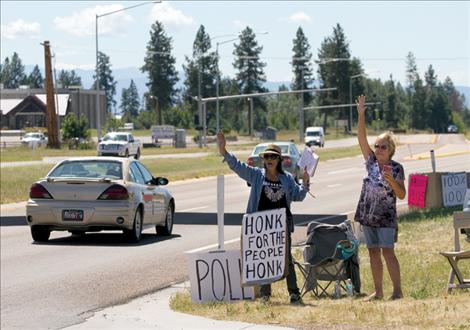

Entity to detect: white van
[304,126,325,147]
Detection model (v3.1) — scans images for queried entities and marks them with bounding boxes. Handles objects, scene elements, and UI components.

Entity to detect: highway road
[1,134,468,329]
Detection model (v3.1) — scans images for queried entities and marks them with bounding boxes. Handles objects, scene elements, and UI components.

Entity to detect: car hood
[100,141,128,145]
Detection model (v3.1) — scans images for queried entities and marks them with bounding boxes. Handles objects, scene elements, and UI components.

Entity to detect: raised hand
[356,95,366,115]
[216,130,227,155]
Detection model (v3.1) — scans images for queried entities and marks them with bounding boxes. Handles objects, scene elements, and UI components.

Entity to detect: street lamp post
[95,1,160,140]
[349,73,367,133]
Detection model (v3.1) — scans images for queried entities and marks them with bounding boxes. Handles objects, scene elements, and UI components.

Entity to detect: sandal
[363,292,383,302]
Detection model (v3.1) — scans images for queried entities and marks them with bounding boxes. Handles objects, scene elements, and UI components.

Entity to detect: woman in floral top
[354,95,406,301]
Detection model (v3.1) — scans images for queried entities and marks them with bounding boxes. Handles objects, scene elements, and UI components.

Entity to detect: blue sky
[1,0,469,86]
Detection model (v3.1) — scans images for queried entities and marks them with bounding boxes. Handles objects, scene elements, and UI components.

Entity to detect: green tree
[405,52,418,93]
[58,69,82,88]
[27,64,44,88]
[427,86,452,133]
[424,64,437,90]
[411,75,427,129]
[317,24,354,130]
[61,113,91,140]
[142,21,179,123]
[233,26,268,131]
[93,51,117,113]
[182,25,218,123]
[0,52,27,88]
[291,27,314,106]
[119,79,140,122]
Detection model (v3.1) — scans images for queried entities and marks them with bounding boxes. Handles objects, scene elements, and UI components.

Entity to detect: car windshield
[253,145,289,155]
[49,160,123,179]
[103,134,127,142]
[306,131,320,136]
[24,133,41,138]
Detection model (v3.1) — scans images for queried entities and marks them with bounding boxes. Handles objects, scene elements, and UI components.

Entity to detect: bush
[61,113,91,141]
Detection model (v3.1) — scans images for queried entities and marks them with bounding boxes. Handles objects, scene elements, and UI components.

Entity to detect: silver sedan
[26,157,175,243]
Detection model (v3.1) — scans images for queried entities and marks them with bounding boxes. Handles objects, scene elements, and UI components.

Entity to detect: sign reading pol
[186,250,254,303]
[441,172,468,207]
[241,208,287,286]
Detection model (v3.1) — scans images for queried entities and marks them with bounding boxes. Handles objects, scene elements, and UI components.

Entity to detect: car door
[136,162,166,223]
[129,162,154,224]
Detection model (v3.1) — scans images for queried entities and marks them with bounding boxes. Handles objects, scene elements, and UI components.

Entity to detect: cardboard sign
[408,174,428,208]
[241,208,287,286]
[186,250,254,303]
[441,172,468,207]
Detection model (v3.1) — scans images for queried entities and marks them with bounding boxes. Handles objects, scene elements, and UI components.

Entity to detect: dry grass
[0,165,53,204]
[170,208,470,329]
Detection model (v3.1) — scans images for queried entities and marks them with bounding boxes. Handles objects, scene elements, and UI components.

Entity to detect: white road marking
[327,183,342,188]
[328,168,361,175]
[179,206,208,212]
[186,238,240,253]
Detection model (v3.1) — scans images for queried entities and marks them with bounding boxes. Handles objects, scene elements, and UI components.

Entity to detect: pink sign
[408,174,428,208]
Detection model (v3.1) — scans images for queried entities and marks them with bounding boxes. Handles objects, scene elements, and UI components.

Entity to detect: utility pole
[43,41,60,148]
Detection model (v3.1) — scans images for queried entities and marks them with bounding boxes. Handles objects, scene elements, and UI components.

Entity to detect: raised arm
[356,95,374,160]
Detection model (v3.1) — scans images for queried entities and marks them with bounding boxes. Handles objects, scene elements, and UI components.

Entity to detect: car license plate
[62,209,84,221]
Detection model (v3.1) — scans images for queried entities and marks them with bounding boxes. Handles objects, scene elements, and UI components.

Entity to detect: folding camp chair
[440,211,470,293]
[294,220,361,298]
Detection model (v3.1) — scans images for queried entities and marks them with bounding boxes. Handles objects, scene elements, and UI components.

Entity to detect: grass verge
[170,207,470,329]
[0,146,363,205]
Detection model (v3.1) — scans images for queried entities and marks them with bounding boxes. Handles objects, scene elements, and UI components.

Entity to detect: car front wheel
[123,208,143,242]
[31,226,50,242]
[157,204,173,236]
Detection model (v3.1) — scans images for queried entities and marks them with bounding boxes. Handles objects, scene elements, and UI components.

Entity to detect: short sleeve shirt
[354,154,405,228]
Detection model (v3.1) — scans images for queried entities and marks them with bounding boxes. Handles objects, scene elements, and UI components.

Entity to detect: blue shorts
[362,225,397,248]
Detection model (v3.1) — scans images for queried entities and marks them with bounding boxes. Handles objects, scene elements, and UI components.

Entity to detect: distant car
[21,132,47,147]
[247,142,302,181]
[98,132,141,159]
[26,157,175,243]
[304,126,325,147]
[447,125,458,133]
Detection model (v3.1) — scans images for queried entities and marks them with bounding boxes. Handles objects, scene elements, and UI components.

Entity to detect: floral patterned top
[354,154,405,228]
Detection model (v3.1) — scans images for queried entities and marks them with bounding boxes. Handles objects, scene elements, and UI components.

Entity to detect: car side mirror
[152,177,168,186]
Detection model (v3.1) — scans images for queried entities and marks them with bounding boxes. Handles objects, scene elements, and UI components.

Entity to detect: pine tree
[1,52,27,88]
[424,64,437,90]
[316,24,353,130]
[405,52,418,93]
[27,65,44,88]
[93,51,117,113]
[291,27,313,105]
[1,57,12,87]
[411,75,427,129]
[233,26,267,131]
[58,69,82,88]
[141,21,179,125]
[182,25,218,122]
[119,79,140,122]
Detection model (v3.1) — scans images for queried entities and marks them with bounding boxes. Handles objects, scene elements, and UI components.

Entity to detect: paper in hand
[298,147,320,177]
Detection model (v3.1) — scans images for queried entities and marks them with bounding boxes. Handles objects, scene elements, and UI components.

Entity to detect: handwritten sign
[408,174,428,208]
[241,208,287,286]
[441,172,468,207]
[298,147,320,177]
[186,250,254,303]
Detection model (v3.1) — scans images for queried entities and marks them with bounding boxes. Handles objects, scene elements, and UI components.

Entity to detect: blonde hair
[376,131,397,158]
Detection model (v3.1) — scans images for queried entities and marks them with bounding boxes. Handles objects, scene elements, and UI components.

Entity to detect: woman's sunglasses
[374,144,388,150]
[263,154,280,160]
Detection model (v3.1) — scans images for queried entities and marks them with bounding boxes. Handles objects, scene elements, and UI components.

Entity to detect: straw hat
[259,144,282,158]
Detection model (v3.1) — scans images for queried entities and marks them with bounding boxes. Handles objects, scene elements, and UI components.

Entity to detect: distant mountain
[456,86,470,107]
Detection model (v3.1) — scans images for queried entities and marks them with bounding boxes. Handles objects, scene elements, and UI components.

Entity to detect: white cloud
[150,2,194,28]
[286,12,312,24]
[1,19,40,39]
[54,4,133,37]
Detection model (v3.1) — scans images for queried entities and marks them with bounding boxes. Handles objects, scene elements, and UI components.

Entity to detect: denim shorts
[362,225,397,248]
